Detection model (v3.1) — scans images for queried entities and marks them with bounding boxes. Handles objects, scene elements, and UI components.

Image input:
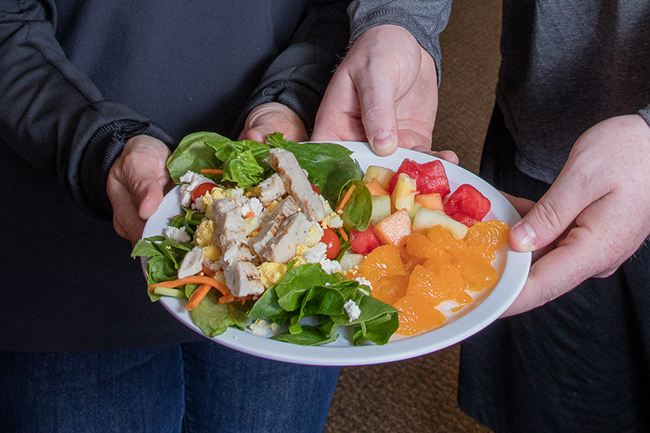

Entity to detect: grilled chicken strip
[249,196,300,258]
[264,148,325,222]
[212,198,265,297]
[262,211,313,263]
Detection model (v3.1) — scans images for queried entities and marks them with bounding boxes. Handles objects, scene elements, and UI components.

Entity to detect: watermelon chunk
[387,159,450,198]
[349,224,382,255]
[444,184,491,221]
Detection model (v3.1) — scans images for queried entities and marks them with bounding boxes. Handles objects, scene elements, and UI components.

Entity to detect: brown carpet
[324,1,502,432]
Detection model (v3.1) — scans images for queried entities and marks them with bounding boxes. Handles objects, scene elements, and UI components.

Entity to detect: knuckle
[529,199,565,233]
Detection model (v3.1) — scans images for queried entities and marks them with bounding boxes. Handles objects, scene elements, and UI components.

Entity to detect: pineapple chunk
[391,173,417,212]
[412,208,468,240]
[363,165,395,190]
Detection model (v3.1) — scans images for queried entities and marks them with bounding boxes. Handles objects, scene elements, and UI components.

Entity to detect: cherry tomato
[321,228,341,260]
[192,182,218,202]
[311,183,321,194]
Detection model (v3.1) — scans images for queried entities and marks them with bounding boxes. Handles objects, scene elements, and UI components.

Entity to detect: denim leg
[0,346,185,433]
[181,340,340,433]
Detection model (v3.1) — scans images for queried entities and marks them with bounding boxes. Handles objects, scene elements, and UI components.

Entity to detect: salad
[133,132,397,346]
[133,132,509,346]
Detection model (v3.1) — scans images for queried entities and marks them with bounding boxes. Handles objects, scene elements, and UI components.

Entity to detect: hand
[238,102,308,143]
[311,25,442,157]
[107,135,171,245]
[502,114,650,317]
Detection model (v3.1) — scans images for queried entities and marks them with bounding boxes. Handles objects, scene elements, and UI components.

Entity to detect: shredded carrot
[185,284,211,311]
[149,274,255,307]
[336,184,356,213]
[149,276,228,296]
[244,211,255,218]
[338,227,349,242]
[200,169,224,174]
[201,264,215,277]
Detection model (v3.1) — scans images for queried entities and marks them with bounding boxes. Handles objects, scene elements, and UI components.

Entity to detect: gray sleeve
[639,105,650,128]
[348,0,453,84]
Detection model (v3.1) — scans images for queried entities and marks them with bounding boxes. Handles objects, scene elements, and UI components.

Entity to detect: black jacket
[0,0,349,351]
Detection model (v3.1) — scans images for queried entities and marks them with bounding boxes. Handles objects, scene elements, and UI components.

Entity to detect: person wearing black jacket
[0,1,349,431]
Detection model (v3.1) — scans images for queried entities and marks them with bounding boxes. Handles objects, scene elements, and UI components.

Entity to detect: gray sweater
[349,0,650,184]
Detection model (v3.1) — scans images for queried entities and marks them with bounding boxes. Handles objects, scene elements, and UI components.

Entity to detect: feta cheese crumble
[343,299,361,322]
[163,226,191,243]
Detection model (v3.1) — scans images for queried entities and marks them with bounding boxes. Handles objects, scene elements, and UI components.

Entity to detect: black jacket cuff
[79,120,174,218]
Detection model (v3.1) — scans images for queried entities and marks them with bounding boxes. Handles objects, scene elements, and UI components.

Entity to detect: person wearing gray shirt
[312,0,650,431]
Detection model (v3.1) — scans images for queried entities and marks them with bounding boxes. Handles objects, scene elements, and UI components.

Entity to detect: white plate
[141,141,530,366]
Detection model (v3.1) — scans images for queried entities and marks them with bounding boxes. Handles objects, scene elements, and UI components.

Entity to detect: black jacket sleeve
[234,0,351,135]
[0,1,174,218]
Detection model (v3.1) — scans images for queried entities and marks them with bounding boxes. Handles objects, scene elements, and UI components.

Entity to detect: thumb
[356,75,400,156]
[508,176,588,252]
[137,177,166,220]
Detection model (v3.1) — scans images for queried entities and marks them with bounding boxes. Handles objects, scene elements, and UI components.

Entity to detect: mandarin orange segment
[462,246,496,263]
[464,220,510,252]
[435,263,473,305]
[393,295,446,336]
[405,232,445,259]
[406,265,450,307]
[422,250,453,274]
[399,245,426,272]
[373,274,410,305]
[427,225,466,254]
[356,244,406,289]
[453,252,499,291]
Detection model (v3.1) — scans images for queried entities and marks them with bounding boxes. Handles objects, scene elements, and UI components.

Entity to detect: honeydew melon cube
[412,208,468,240]
[370,195,392,226]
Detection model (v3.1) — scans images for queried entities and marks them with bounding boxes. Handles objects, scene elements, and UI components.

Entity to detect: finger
[500,192,536,218]
[241,129,266,143]
[501,224,596,317]
[508,167,604,252]
[430,150,458,165]
[502,189,642,317]
[108,179,147,243]
[240,102,308,142]
[312,72,367,142]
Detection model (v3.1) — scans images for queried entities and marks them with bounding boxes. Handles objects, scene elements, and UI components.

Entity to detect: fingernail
[371,131,396,152]
[512,222,536,249]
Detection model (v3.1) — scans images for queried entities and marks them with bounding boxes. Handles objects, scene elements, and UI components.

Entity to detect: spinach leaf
[341,180,372,232]
[271,325,339,346]
[274,264,342,311]
[352,311,399,346]
[247,287,285,319]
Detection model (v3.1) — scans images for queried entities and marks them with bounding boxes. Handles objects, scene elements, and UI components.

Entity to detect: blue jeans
[0,340,340,433]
